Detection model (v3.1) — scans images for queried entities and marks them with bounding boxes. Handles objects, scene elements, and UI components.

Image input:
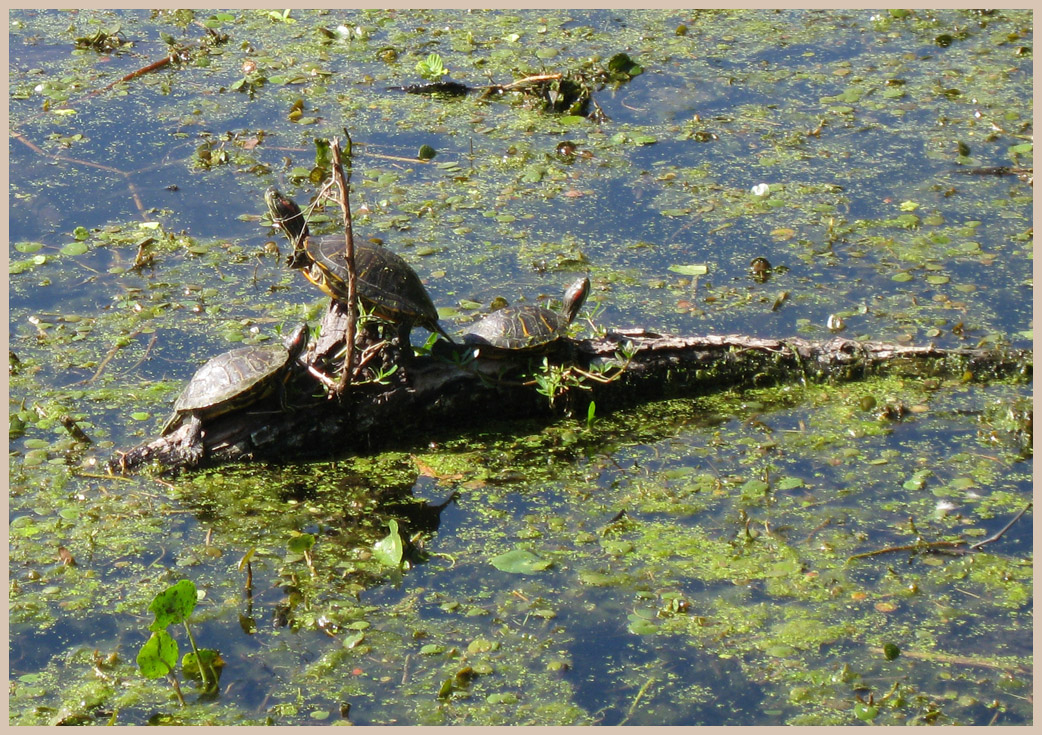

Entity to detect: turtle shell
[162,324,307,434]
[304,236,441,331]
[463,277,590,352]
[464,305,566,351]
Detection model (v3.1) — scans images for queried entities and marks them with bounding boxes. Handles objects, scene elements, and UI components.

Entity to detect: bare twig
[329,137,358,396]
[83,330,141,384]
[101,53,175,92]
[495,73,563,91]
[867,646,1030,674]
[969,503,1032,550]
[848,539,967,560]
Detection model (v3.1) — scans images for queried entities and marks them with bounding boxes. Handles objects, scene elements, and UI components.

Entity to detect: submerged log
[110,303,1031,474]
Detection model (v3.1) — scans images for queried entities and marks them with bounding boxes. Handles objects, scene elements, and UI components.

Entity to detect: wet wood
[109,307,1031,474]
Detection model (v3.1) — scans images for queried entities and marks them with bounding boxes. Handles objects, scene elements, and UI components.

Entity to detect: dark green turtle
[463,277,590,353]
[265,187,454,344]
[161,323,309,444]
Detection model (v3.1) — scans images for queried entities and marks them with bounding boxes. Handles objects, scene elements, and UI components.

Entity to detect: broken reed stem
[330,136,357,395]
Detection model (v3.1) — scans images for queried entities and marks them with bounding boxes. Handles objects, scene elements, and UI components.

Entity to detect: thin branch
[969,503,1032,550]
[330,137,357,396]
[848,540,967,560]
[100,53,175,92]
[849,503,1032,560]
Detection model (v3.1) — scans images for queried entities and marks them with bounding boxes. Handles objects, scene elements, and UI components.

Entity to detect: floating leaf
[343,631,365,649]
[490,548,551,574]
[740,478,770,499]
[776,476,805,491]
[417,144,437,161]
[467,637,497,653]
[765,559,802,577]
[601,540,633,556]
[61,242,89,256]
[627,615,657,635]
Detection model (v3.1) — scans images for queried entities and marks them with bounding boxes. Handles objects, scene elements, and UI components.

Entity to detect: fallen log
[109,302,1031,474]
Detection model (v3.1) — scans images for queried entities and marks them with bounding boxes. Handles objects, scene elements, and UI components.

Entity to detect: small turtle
[161,324,309,449]
[463,277,590,354]
[265,187,453,344]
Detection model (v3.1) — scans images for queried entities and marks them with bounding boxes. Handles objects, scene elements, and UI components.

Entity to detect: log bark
[110,305,1031,474]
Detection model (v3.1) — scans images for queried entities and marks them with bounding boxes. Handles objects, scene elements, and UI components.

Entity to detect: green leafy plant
[415,53,448,81]
[531,342,636,408]
[266,9,294,24]
[373,519,404,568]
[287,532,317,576]
[136,579,221,703]
[605,52,643,81]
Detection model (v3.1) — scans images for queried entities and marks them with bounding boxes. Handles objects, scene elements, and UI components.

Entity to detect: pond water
[9,8,1032,726]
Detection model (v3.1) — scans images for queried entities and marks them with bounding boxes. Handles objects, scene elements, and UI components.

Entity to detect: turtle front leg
[171,414,206,467]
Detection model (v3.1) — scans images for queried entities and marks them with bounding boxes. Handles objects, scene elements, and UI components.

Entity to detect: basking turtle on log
[462,277,590,357]
[265,187,454,347]
[152,323,311,467]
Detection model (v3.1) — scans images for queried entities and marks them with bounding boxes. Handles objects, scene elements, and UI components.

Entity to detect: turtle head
[560,276,591,324]
[265,187,309,246]
[283,322,310,362]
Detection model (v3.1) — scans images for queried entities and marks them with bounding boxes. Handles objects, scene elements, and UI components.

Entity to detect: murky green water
[9,8,1031,725]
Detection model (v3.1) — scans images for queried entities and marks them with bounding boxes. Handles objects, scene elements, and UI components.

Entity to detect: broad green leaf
[136,630,178,679]
[287,533,315,554]
[147,579,198,631]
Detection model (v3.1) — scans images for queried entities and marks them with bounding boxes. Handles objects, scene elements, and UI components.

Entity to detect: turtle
[463,277,590,354]
[264,187,454,345]
[161,323,309,447]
